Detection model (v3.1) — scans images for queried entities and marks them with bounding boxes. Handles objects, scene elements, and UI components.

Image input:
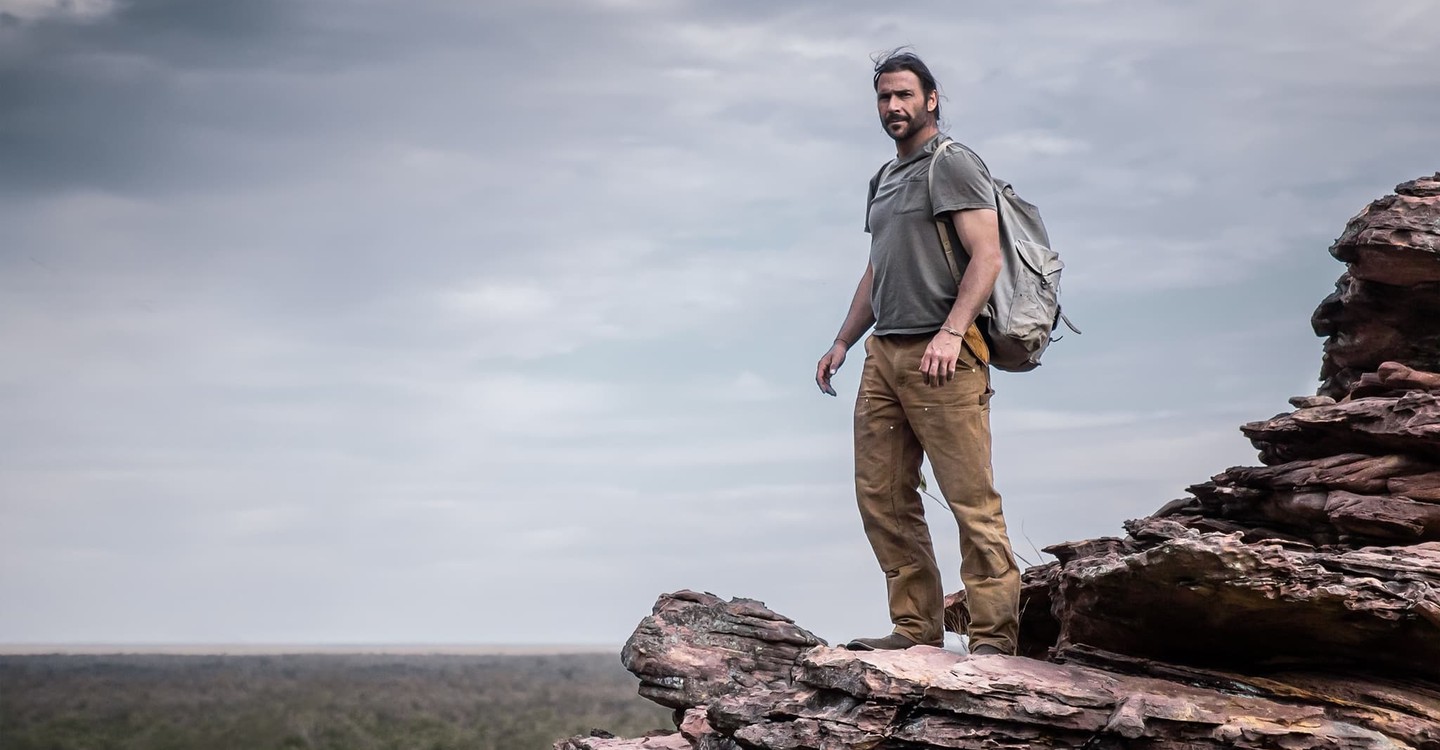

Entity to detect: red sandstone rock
[589,593,1440,749]
[619,589,825,711]
[1315,174,1440,398]
[711,646,1440,749]
[553,734,693,750]
[677,708,738,750]
[1241,389,1440,465]
[1331,174,1440,284]
[1181,452,1440,545]
[561,178,1440,750]
[1051,519,1440,678]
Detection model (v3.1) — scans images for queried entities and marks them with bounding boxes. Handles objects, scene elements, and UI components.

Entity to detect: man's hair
[872,48,941,123]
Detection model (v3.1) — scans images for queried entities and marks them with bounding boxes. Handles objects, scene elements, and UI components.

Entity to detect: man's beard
[884,113,929,142]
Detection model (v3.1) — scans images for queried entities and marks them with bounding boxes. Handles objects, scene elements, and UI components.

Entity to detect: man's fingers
[817,353,842,396]
[919,345,966,387]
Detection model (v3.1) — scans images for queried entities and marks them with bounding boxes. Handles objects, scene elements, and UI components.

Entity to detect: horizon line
[0,643,623,656]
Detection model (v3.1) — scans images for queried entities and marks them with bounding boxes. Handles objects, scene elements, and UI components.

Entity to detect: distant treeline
[0,653,672,750]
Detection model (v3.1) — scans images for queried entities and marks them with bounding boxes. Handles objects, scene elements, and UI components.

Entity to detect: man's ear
[927,91,937,113]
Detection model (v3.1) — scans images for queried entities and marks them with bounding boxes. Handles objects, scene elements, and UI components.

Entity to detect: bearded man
[815,50,1021,656]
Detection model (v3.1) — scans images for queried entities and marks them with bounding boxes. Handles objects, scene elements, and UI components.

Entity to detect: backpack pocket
[1006,240,1063,341]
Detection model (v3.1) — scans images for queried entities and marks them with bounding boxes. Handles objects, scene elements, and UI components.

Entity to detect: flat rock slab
[1186,464,1440,546]
[709,647,1435,749]
[1243,391,1440,464]
[554,734,695,750]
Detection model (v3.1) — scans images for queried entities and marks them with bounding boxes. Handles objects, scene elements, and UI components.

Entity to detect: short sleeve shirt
[865,133,995,335]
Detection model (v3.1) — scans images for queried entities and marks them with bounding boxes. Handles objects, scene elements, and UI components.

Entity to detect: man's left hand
[919,332,963,386]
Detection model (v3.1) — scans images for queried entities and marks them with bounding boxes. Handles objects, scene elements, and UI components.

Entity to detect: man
[814,51,1021,656]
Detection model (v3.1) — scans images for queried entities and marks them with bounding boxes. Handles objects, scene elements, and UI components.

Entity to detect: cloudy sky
[2,0,1437,647]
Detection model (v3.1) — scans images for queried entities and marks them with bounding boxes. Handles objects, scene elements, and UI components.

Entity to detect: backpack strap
[928,139,997,364]
[927,138,1010,279]
[927,139,979,287]
[932,215,1001,366]
[934,213,965,288]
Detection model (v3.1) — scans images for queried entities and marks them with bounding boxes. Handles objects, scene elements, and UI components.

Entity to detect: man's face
[875,70,936,142]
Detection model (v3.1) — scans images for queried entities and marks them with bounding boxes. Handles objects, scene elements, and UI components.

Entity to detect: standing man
[815,51,1021,656]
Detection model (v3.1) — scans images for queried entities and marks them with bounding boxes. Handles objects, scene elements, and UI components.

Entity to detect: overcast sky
[2,0,1437,647]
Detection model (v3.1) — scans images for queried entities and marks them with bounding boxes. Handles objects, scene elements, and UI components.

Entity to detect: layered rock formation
[558,174,1440,749]
[1315,175,1440,399]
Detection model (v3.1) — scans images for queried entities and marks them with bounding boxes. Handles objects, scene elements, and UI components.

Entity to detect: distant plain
[0,644,619,655]
[0,649,671,750]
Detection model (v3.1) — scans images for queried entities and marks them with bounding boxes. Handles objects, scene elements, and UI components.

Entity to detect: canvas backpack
[928,138,1079,372]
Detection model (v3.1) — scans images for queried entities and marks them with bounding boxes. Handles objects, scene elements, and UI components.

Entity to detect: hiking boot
[969,643,1009,656]
[844,633,935,651]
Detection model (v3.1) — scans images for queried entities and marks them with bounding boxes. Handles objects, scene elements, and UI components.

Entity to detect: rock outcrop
[1315,174,1440,399]
[559,175,1440,749]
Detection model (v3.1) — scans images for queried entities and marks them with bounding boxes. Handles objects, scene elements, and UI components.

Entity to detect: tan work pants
[853,331,1021,652]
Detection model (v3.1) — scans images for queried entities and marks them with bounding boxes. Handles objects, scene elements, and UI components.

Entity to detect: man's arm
[918,207,1002,386]
[816,263,876,396]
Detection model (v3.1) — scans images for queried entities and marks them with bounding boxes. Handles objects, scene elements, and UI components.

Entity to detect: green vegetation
[0,653,673,750]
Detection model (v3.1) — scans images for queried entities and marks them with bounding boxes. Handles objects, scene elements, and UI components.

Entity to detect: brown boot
[844,633,936,651]
[969,643,1010,656]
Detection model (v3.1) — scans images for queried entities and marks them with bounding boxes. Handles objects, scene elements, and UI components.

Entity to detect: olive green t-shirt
[865,134,995,335]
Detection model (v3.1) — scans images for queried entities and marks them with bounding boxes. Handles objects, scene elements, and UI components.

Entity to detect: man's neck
[894,124,940,160]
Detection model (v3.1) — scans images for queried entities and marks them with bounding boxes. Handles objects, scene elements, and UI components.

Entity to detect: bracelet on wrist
[940,326,964,338]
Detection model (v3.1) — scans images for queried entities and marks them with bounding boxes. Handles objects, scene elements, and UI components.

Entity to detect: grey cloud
[2,0,1437,644]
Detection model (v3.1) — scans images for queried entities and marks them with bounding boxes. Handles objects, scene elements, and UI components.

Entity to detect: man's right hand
[816,341,848,397]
